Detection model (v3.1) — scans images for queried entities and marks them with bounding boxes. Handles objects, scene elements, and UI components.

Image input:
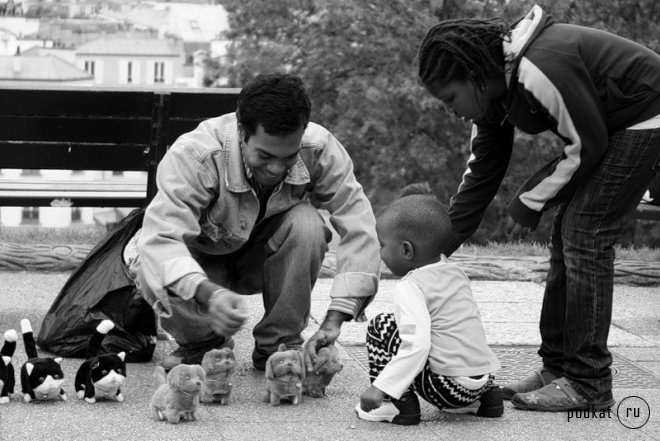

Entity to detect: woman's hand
[505,216,532,240]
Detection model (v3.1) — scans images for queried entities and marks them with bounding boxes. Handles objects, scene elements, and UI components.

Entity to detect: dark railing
[0,85,657,222]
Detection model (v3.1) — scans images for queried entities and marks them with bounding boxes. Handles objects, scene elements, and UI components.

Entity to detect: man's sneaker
[160,337,235,371]
[443,386,504,417]
[355,392,421,425]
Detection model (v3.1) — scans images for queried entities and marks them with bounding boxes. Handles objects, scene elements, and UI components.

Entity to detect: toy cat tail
[75,319,127,404]
[21,319,39,359]
[87,320,114,357]
[1,329,18,404]
[1,329,17,358]
[20,319,67,402]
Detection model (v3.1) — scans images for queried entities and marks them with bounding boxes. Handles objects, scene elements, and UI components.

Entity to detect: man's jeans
[539,128,660,400]
[160,202,331,366]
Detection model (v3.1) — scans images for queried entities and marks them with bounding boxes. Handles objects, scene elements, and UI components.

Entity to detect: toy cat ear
[117,352,126,361]
[54,357,63,365]
[1,355,10,366]
[25,362,34,375]
[277,343,287,352]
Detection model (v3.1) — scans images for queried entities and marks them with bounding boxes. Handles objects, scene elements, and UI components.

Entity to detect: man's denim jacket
[137,113,380,320]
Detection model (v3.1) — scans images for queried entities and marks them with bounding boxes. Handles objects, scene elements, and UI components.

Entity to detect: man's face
[240,123,304,187]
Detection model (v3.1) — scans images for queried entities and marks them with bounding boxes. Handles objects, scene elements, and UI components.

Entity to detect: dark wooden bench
[0,85,240,208]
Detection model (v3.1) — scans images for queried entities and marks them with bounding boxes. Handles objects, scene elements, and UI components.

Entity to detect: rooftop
[76,37,182,56]
[0,54,91,81]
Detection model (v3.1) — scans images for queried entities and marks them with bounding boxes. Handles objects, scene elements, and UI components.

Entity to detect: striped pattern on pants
[366,312,493,409]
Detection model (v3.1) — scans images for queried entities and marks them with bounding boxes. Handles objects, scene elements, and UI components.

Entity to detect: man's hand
[206,289,248,337]
[304,310,350,372]
[360,385,385,412]
[505,216,533,240]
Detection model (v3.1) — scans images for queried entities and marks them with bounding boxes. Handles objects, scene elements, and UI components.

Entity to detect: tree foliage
[210,0,660,245]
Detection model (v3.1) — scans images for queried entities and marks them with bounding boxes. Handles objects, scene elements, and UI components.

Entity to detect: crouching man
[126,73,380,372]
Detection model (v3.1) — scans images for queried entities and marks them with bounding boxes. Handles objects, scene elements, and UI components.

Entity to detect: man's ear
[402,241,415,260]
[237,122,245,142]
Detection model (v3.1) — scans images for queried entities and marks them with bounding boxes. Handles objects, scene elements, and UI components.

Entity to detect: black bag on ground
[37,208,157,362]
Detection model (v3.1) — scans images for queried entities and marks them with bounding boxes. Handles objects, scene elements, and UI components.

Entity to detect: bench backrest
[0,85,239,207]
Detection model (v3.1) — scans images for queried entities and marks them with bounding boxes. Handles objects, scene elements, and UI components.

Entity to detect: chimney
[193,49,208,88]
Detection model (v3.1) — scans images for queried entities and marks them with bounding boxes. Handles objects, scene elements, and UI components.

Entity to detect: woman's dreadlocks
[417,18,511,90]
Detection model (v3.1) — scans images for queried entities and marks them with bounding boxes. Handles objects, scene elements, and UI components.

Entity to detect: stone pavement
[0,271,658,441]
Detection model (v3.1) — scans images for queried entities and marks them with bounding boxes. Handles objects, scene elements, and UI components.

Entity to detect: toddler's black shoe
[355,392,421,425]
[443,386,504,417]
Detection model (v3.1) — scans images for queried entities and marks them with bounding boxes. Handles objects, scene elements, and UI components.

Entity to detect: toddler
[356,194,502,425]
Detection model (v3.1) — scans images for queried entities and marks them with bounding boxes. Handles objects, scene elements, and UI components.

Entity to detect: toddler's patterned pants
[366,312,493,408]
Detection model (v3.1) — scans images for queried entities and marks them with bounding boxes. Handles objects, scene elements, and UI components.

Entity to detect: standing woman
[417,5,660,412]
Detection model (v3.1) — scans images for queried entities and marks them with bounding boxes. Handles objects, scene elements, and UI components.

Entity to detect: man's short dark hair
[237,73,311,141]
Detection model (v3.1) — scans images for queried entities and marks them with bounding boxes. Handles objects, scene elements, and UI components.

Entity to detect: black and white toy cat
[75,320,127,403]
[1,329,17,404]
[20,319,67,402]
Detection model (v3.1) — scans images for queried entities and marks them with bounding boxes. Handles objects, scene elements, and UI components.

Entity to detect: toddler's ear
[402,241,415,260]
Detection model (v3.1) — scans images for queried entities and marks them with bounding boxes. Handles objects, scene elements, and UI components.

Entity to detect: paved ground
[0,271,658,441]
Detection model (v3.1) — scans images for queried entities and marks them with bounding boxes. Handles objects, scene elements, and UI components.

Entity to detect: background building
[75,37,184,86]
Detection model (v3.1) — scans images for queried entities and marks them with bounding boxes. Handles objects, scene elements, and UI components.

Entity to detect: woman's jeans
[539,128,660,400]
[161,202,330,367]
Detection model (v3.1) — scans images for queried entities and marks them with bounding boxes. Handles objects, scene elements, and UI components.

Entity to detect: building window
[21,207,39,225]
[154,62,165,83]
[84,60,95,76]
[112,171,123,176]
[127,61,133,83]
